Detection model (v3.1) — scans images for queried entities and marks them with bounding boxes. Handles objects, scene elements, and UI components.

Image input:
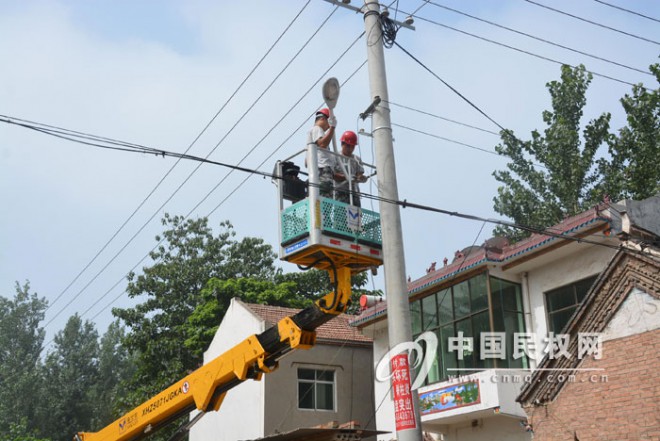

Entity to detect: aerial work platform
[275,145,383,274]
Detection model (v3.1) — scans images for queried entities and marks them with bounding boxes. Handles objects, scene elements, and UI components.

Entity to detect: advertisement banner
[418,381,480,415]
[391,354,417,431]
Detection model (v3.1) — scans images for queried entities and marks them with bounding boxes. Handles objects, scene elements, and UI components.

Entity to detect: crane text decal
[141,381,190,417]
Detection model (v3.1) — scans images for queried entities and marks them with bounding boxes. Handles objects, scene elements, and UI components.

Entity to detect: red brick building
[516,250,660,440]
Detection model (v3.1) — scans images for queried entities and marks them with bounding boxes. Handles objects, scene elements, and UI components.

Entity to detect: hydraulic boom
[74,267,352,441]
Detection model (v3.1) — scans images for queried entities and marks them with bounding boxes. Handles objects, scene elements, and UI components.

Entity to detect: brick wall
[525,328,660,441]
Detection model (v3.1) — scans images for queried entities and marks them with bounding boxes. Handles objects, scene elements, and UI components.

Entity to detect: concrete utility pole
[362,1,423,441]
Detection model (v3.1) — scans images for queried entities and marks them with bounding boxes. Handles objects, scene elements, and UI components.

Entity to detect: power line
[386,100,500,135]
[391,121,550,171]
[393,41,512,133]
[32,5,341,331]
[392,122,501,156]
[8,114,636,257]
[32,0,314,314]
[426,1,653,76]
[523,0,660,46]
[403,10,637,87]
[592,0,660,23]
[72,40,367,325]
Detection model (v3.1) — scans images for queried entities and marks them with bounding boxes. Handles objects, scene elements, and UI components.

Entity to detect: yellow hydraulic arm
[74,267,352,441]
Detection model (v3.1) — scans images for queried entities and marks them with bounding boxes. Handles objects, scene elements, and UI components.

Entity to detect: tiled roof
[242,301,372,344]
[351,206,611,327]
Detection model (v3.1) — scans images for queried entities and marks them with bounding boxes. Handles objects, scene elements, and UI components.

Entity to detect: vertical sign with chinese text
[391,353,417,431]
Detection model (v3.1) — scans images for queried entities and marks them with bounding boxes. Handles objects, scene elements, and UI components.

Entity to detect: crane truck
[74,100,384,441]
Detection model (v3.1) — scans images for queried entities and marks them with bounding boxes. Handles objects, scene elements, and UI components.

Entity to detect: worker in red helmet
[334,130,367,207]
[305,107,337,198]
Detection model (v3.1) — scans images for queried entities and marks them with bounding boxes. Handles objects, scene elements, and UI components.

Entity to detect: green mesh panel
[320,197,382,245]
[281,199,310,244]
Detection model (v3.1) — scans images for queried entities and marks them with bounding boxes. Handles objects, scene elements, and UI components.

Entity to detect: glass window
[453,281,470,319]
[438,288,453,324]
[422,293,438,330]
[469,274,489,312]
[410,301,422,335]
[298,368,335,411]
[409,273,525,385]
[546,275,598,333]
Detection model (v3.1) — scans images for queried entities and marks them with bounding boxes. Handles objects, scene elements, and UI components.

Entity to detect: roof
[240,300,372,345]
[351,205,611,327]
[516,247,660,405]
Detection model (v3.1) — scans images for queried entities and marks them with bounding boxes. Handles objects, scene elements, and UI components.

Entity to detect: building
[189,298,376,441]
[517,248,660,440]
[352,195,660,441]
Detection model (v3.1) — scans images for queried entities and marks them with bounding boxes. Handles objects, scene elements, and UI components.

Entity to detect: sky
[1,0,658,345]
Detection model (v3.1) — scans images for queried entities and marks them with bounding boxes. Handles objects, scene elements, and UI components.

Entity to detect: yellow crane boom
[74,267,352,441]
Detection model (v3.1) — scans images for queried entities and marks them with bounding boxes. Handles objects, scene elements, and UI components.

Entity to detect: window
[545,275,598,333]
[410,272,527,385]
[297,368,335,411]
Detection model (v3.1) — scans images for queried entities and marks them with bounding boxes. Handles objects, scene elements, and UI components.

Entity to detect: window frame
[297,367,336,412]
[544,275,598,334]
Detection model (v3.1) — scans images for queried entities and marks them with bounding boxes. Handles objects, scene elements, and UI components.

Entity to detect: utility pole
[362,1,423,441]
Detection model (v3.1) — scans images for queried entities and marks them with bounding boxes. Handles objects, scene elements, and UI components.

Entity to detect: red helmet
[340,130,358,146]
[315,108,330,119]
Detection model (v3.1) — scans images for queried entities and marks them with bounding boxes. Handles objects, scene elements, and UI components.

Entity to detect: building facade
[190,298,376,441]
[353,196,660,441]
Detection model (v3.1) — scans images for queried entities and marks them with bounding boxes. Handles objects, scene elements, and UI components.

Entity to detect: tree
[4,418,50,441]
[112,215,280,411]
[0,282,47,436]
[90,321,136,430]
[597,63,660,201]
[183,277,312,357]
[492,64,611,241]
[37,315,99,441]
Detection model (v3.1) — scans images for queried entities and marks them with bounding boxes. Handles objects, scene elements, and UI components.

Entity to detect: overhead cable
[427,1,653,76]
[31,4,340,330]
[524,0,660,45]
[593,0,660,23]
[36,0,314,313]
[385,100,500,135]
[402,11,637,87]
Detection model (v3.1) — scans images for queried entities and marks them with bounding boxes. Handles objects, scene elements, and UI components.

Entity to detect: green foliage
[112,215,281,416]
[183,278,311,356]
[597,63,660,201]
[0,282,47,436]
[37,315,100,441]
[91,321,136,429]
[4,418,50,441]
[493,64,611,241]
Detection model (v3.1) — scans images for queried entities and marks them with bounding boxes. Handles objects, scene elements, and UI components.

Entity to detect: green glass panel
[499,279,523,312]
[437,288,453,324]
[440,324,456,380]
[453,281,470,319]
[410,301,422,335]
[298,368,314,380]
[472,311,494,369]
[469,273,489,312]
[456,318,475,369]
[422,293,438,331]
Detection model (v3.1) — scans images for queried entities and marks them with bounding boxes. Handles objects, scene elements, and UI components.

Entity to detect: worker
[305,108,337,198]
[334,130,367,207]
